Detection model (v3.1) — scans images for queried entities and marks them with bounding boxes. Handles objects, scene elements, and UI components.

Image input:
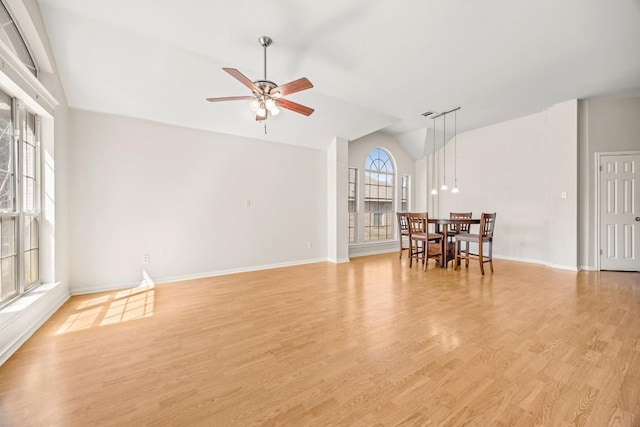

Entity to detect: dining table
[428,218,481,268]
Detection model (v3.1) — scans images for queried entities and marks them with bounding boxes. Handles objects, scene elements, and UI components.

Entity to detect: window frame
[400,174,410,213]
[0,95,40,308]
[0,0,38,77]
[0,92,17,303]
[363,148,395,242]
[21,106,40,290]
[348,167,357,243]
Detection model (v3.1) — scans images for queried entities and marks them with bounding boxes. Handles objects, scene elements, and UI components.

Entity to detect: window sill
[0,281,69,365]
[0,282,64,330]
[349,239,398,249]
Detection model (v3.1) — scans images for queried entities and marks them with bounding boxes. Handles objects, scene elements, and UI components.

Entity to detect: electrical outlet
[307,242,312,249]
[244,199,251,208]
[143,254,151,264]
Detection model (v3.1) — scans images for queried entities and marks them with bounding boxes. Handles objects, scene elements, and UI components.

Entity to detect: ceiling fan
[206,36,314,123]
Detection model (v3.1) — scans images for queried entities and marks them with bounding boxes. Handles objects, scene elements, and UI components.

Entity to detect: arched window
[0,1,37,76]
[364,148,394,241]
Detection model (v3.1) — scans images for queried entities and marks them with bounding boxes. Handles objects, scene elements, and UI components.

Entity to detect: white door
[599,154,640,271]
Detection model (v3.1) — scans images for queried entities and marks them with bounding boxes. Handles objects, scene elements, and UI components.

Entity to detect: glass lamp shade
[265,98,276,110]
[451,187,459,194]
[249,99,260,111]
[430,188,438,195]
[256,103,267,120]
[440,184,448,191]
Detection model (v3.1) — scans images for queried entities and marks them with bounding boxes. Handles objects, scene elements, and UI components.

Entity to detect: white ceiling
[37,0,640,155]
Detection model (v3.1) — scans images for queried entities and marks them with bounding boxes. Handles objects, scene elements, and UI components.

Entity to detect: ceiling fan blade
[206,96,255,102]
[276,98,314,116]
[271,77,313,97]
[223,67,262,94]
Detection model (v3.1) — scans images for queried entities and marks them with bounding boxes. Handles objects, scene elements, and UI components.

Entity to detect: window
[348,167,357,243]
[400,174,409,212]
[364,148,394,241]
[0,92,17,302]
[22,110,39,288]
[0,92,40,306]
[0,1,37,76]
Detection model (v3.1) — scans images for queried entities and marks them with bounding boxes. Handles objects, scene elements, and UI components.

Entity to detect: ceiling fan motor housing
[254,80,279,97]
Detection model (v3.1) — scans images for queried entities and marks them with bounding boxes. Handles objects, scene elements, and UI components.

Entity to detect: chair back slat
[406,212,427,235]
[397,212,409,235]
[480,212,497,238]
[450,212,472,233]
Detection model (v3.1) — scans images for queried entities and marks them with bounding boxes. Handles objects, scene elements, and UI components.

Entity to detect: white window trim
[0,37,57,117]
[362,148,396,243]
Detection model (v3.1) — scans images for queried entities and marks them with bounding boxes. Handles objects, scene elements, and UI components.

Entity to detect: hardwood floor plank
[0,256,639,426]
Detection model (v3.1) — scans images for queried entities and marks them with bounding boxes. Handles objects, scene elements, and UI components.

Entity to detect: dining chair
[449,212,473,238]
[447,212,472,266]
[396,212,409,259]
[406,212,443,271]
[454,212,497,275]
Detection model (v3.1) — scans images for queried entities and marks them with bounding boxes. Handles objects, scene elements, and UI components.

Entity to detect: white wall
[67,110,328,293]
[415,156,427,212]
[419,100,579,270]
[327,137,349,263]
[348,132,416,257]
[578,97,640,269]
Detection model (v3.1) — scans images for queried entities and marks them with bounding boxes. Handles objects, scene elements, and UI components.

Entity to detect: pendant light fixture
[451,109,460,194]
[423,123,430,210]
[430,117,438,195]
[440,113,449,191]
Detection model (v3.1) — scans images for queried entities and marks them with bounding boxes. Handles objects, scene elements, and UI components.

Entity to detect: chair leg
[465,241,469,268]
[423,245,428,271]
[479,240,485,275]
[408,240,413,268]
[489,241,494,273]
[454,240,459,270]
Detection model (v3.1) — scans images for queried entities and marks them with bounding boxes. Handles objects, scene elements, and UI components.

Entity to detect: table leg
[442,226,449,268]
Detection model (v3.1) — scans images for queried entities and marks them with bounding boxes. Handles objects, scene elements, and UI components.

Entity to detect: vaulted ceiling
[38,0,640,155]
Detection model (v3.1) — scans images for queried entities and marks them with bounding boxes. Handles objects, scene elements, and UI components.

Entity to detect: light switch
[244,199,251,207]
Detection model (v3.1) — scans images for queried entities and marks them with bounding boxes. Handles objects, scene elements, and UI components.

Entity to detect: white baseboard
[70,252,589,297]
[545,263,579,272]
[494,255,578,272]
[347,249,580,272]
[71,257,329,296]
[578,265,598,271]
[71,280,148,296]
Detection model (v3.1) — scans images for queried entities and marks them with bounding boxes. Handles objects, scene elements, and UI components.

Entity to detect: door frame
[595,150,640,271]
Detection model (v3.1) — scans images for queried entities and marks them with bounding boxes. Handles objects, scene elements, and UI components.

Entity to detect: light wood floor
[0,255,639,426]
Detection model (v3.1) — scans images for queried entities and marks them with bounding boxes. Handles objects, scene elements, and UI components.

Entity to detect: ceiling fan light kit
[206,36,314,133]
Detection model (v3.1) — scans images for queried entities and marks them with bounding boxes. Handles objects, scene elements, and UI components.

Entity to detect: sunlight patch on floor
[56,272,156,335]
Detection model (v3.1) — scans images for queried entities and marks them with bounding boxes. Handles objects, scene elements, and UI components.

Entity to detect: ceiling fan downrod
[258,36,272,81]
